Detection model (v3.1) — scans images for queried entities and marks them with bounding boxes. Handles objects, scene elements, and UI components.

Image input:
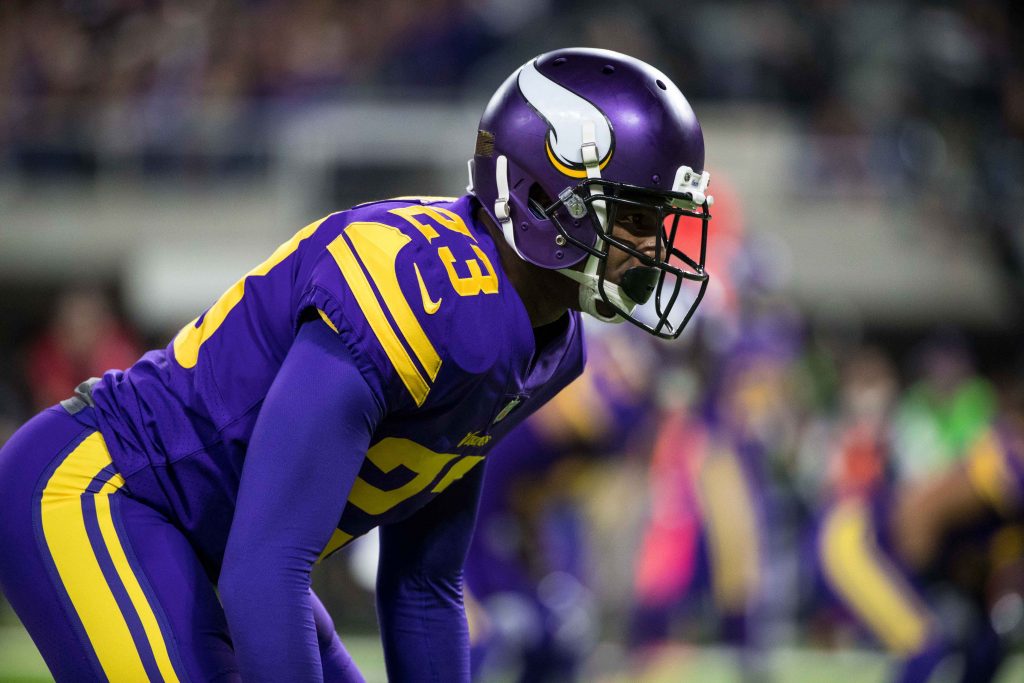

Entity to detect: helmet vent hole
[602,65,615,75]
[656,79,667,90]
[553,57,567,66]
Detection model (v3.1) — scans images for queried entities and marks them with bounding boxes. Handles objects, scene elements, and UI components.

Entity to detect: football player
[817,385,1024,683]
[629,330,801,677]
[0,48,712,682]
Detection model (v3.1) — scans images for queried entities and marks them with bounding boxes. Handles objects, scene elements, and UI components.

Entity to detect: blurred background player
[629,312,805,681]
[815,347,1024,683]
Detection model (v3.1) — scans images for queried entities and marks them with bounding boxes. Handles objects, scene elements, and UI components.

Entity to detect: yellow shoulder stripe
[965,429,1013,515]
[174,215,331,369]
[345,222,442,382]
[327,222,441,406]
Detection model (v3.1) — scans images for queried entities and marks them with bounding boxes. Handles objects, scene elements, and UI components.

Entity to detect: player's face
[609,204,663,261]
[594,205,663,316]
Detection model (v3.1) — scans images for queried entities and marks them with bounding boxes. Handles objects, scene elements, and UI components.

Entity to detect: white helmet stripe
[517,60,613,170]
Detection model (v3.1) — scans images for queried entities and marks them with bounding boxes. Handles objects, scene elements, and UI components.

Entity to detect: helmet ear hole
[527,182,553,220]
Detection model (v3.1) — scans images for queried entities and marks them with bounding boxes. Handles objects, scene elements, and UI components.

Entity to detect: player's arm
[376,463,485,683]
[219,318,385,683]
[891,466,991,571]
[891,426,1020,571]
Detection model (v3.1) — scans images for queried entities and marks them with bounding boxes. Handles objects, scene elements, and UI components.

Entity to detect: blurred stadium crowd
[2,0,1024,681]
[2,0,1022,308]
[2,0,1022,207]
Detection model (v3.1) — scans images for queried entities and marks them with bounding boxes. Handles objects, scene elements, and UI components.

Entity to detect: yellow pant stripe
[41,432,180,682]
[821,500,929,655]
[698,451,760,612]
[93,484,180,682]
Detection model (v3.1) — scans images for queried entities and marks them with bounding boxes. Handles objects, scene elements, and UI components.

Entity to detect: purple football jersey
[89,195,585,568]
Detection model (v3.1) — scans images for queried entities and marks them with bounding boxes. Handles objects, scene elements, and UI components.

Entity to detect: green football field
[3,621,1024,683]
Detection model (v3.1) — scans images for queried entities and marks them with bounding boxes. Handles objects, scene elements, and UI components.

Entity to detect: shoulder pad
[306,196,507,407]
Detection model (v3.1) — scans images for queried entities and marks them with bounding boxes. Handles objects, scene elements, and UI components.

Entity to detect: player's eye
[618,210,659,236]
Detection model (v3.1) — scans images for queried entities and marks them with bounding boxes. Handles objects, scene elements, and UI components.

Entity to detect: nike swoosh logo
[414,263,441,314]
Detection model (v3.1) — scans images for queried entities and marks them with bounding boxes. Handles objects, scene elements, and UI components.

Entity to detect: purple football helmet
[469,47,712,339]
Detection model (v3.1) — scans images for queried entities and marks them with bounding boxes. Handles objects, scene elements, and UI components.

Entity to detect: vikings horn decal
[517,60,614,178]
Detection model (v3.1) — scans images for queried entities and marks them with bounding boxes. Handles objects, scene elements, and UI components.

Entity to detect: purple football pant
[0,406,359,682]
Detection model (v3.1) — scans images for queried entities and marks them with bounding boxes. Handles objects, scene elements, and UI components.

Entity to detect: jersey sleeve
[299,212,452,412]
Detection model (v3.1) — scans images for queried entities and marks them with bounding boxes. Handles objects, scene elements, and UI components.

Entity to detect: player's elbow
[218,555,286,619]
[377,565,464,609]
[219,537,317,618]
[217,558,259,621]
